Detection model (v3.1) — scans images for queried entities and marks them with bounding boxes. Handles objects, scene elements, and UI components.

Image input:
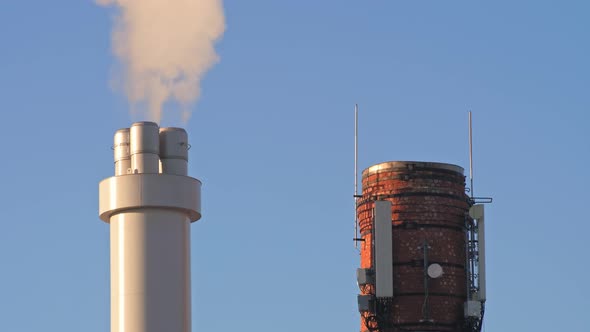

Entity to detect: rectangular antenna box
[464,300,482,318]
[357,268,374,285]
[374,201,393,298]
[357,294,374,313]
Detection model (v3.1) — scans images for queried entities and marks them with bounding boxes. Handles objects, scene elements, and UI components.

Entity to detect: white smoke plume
[98,0,225,123]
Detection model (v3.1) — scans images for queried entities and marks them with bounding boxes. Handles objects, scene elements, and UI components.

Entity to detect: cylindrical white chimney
[99,122,201,332]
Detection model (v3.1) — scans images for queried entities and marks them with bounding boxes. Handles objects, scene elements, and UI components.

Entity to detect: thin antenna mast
[354,104,359,249]
[469,111,474,199]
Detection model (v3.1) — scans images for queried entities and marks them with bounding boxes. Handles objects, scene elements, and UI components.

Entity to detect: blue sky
[0,1,589,331]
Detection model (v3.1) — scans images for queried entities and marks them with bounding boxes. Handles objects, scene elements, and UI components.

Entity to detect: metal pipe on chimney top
[130,121,160,174]
[159,127,189,176]
[99,121,202,332]
[113,129,130,176]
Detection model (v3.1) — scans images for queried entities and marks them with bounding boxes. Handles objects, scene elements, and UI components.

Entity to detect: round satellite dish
[427,263,444,279]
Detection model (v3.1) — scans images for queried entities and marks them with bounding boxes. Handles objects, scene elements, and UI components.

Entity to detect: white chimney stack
[99,121,201,332]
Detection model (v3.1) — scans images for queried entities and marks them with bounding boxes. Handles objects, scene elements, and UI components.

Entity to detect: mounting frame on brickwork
[464,203,487,332]
[463,112,492,332]
[354,104,364,249]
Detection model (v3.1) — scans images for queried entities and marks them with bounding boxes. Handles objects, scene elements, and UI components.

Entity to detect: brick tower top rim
[362,161,464,178]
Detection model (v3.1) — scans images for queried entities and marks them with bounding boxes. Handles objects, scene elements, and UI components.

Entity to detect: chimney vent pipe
[113,128,130,176]
[159,127,189,176]
[130,121,160,174]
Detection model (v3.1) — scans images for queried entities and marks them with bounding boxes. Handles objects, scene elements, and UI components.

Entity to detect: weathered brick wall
[357,162,470,332]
